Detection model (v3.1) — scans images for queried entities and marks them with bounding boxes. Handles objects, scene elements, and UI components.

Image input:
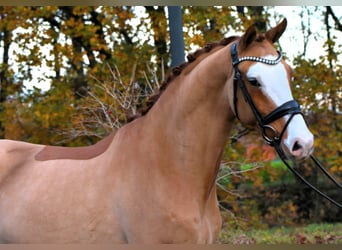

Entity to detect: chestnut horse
[0,19,313,243]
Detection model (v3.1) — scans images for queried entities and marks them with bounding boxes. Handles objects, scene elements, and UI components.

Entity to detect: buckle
[262,125,280,145]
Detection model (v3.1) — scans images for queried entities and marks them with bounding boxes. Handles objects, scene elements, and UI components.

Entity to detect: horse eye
[248,79,261,87]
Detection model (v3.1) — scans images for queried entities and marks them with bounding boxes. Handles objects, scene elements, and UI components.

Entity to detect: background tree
[236,6,267,31]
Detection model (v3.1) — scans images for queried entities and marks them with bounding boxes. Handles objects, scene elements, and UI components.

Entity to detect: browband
[231,43,283,66]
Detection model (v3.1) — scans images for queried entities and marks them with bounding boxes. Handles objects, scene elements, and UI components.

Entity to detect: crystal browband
[233,51,283,66]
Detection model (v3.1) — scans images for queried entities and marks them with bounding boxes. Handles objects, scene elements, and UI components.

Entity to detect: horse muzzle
[283,114,314,161]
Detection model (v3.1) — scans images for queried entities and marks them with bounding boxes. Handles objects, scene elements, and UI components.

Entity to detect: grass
[218,223,342,244]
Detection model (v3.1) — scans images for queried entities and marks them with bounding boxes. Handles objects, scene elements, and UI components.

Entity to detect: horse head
[229,19,314,161]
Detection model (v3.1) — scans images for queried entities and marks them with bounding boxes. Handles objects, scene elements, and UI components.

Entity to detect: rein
[230,42,342,208]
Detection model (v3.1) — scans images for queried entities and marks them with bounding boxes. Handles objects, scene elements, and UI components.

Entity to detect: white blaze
[246,58,314,159]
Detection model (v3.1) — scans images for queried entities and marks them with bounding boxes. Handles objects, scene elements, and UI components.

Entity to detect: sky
[272,6,342,61]
[5,6,342,92]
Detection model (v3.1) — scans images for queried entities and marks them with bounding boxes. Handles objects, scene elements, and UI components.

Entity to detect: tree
[326,6,342,32]
[0,6,158,142]
[0,7,27,137]
[236,6,267,31]
[145,6,169,69]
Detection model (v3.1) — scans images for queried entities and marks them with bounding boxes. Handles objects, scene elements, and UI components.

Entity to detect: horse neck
[143,44,236,198]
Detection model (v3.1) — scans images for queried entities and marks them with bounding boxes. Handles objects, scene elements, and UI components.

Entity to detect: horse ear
[239,23,257,50]
[265,18,287,43]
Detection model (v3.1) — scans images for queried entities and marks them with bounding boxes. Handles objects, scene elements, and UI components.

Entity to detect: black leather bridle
[230,42,342,208]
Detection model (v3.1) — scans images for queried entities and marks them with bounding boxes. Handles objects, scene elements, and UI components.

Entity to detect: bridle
[230,42,342,208]
[231,43,301,146]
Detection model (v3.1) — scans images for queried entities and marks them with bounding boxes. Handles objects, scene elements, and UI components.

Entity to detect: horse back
[0,131,116,184]
[34,132,116,161]
[0,139,45,183]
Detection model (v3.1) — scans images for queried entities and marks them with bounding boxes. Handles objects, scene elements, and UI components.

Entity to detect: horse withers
[0,19,313,243]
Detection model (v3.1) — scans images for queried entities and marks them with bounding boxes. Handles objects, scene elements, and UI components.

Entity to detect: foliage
[182,6,236,48]
[218,222,342,244]
[293,56,342,173]
[0,84,76,145]
[0,6,162,143]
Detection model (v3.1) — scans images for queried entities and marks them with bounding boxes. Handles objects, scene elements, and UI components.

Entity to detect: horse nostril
[288,137,314,159]
[292,141,303,152]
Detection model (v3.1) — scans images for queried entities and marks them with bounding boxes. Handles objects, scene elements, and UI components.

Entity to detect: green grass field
[218,223,342,244]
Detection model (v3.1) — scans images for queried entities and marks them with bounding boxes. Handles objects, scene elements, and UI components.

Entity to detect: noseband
[230,42,342,208]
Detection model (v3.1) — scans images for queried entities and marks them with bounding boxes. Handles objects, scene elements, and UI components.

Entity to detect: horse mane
[128,36,239,122]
